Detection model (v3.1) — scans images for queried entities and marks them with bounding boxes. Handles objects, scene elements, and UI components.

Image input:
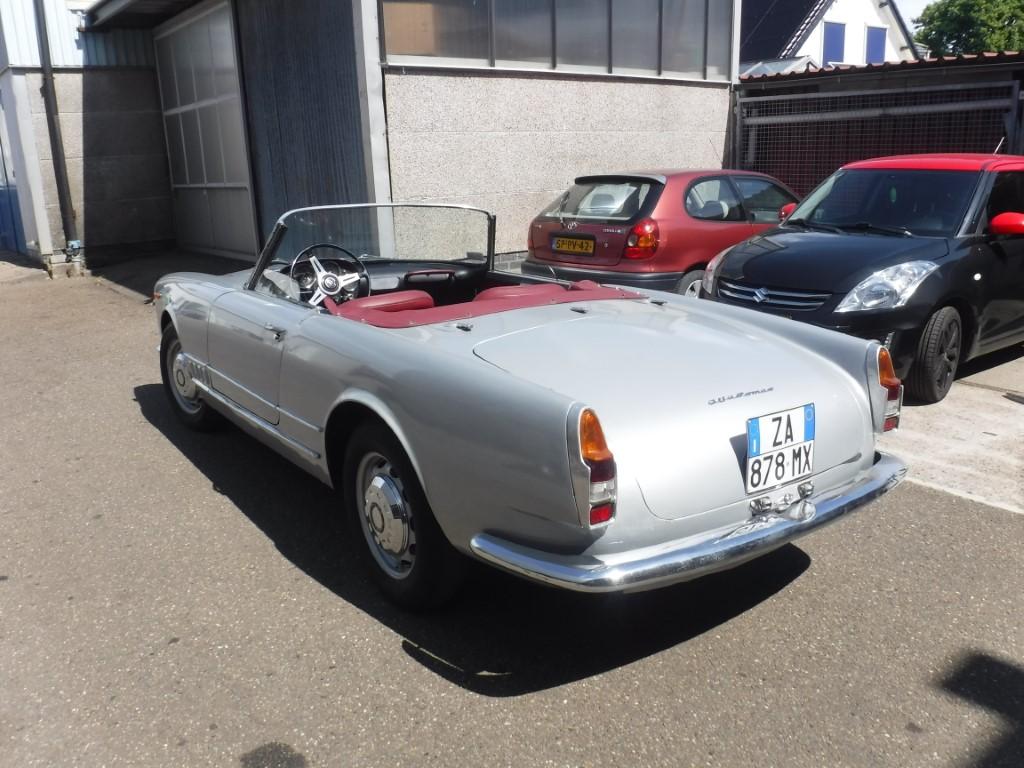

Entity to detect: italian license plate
[745,404,815,495]
[552,236,594,255]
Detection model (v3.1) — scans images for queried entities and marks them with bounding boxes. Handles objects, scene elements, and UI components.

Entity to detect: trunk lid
[472,300,873,522]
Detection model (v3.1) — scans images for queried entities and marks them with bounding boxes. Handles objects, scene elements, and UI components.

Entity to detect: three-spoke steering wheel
[289,243,370,307]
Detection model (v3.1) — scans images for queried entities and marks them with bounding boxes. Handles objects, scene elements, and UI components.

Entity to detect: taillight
[624,218,659,260]
[527,224,535,254]
[878,347,902,431]
[579,409,616,526]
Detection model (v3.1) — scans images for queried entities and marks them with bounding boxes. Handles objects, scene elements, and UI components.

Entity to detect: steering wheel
[288,243,370,307]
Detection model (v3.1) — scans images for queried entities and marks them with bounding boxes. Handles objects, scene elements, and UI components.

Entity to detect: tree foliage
[915,0,1024,55]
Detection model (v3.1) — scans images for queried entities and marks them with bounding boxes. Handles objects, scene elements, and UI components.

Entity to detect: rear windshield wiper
[843,221,913,237]
[785,217,845,235]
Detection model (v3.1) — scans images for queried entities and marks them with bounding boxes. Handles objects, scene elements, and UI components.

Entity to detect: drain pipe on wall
[32,0,83,276]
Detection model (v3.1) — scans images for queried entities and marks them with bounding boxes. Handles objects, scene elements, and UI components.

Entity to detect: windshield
[788,169,980,237]
[264,204,492,269]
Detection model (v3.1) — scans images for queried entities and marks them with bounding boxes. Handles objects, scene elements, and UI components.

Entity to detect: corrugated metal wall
[0,0,154,68]
[234,0,368,241]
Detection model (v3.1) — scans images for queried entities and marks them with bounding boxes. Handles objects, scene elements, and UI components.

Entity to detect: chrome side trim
[194,380,321,460]
[470,452,906,593]
[278,407,324,434]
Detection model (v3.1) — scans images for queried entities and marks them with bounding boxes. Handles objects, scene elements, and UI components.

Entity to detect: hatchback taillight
[878,347,902,431]
[527,223,535,254]
[624,218,659,260]
[579,409,616,526]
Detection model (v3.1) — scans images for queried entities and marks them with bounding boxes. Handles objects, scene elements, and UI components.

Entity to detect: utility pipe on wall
[32,0,80,266]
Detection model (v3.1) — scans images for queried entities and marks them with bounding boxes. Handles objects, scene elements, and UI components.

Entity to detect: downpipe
[32,0,84,276]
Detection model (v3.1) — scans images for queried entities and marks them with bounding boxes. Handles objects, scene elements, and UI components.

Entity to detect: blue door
[0,97,27,255]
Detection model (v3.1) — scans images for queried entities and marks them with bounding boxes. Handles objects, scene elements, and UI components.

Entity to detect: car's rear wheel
[342,420,462,610]
[907,306,962,403]
[159,324,221,430]
[676,269,705,297]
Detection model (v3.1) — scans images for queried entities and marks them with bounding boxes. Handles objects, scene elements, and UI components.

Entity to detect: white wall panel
[0,0,154,69]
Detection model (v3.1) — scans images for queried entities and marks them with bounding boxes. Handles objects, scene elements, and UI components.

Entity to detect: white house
[741,0,920,77]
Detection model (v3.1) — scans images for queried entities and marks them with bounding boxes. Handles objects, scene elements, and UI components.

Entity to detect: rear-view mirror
[779,202,797,221]
[989,211,1024,236]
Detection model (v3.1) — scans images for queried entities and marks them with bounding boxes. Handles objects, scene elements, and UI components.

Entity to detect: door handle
[263,323,286,341]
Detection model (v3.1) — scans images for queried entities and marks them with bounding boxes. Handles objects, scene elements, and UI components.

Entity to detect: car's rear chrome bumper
[470,452,907,593]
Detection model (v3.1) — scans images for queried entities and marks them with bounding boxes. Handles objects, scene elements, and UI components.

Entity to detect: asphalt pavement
[0,265,1021,767]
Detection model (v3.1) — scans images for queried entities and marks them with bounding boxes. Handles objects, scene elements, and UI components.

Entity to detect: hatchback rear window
[543,179,660,223]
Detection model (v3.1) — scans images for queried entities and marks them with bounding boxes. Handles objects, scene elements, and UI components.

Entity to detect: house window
[381,0,735,82]
[823,21,845,65]
[866,26,886,64]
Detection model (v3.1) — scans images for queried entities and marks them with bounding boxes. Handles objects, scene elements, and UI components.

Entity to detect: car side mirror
[989,211,1024,236]
[779,202,797,221]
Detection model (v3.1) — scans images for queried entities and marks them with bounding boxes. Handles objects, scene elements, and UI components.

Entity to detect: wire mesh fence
[736,82,1020,195]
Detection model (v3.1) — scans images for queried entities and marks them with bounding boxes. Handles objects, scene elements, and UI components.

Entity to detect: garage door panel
[199,104,224,183]
[209,189,256,255]
[156,1,257,260]
[175,188,214,250]
[163,114,187,185]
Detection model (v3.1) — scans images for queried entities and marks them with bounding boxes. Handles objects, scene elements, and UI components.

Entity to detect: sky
[897,0,931,27]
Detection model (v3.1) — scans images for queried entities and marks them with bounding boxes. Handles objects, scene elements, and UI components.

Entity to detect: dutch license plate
[552,236,594,255]
[745,404,815,495]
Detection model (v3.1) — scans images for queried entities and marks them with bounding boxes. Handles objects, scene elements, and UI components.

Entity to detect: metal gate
[154,1,257,259]
[736,82,1021,195]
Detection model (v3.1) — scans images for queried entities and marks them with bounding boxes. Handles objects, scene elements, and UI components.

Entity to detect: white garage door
[155,1,257,260]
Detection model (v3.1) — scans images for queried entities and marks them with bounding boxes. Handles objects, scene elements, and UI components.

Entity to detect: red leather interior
[335,282,643,328]
[326,290,434,317]
[473,284,567,302]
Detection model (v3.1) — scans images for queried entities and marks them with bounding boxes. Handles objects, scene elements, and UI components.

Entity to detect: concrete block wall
[26,68,173,261]
[383,72,732,264]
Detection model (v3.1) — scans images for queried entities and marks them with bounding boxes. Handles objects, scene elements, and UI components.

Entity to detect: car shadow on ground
[938,651,1024,768]
[134,383,810,697]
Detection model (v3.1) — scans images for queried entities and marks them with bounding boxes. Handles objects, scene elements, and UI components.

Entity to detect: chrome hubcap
[357,452,415,579]
[167,340,201,414]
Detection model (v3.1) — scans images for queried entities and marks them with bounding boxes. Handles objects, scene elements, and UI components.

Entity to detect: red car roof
[844,154,1024,172]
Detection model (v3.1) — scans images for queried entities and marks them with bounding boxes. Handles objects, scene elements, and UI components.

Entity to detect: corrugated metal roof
[0,0,154,68]
[88,0,202,29]
[741,50,1024,83]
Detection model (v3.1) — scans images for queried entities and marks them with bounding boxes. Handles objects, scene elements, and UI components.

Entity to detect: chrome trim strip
[279,407,325,434]
[207,365,278,411]
[470,453,906,593]
[194,380,321,460]
[718,288,824,308]
[719,281,831,300]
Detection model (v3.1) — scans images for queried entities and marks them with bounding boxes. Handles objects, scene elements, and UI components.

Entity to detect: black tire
[159,324,222,431]
[675,269,706,297]
[907,306,962,403]
[342,420,463,610]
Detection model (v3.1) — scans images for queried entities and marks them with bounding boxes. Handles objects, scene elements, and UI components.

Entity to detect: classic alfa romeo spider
[154,204,906,608]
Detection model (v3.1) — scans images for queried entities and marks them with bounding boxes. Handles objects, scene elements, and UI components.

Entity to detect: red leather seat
[325,290,434,317]
[473,283,567,302]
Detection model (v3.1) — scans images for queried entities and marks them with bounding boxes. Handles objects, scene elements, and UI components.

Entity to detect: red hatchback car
[521,170,799,295]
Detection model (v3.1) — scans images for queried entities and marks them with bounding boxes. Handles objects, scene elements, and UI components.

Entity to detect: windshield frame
[785,168,983,239]
[245,202,497,291]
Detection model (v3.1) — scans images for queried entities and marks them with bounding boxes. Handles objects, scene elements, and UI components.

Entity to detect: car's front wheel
[342,420,462,610]
[159,324,222,430]
[676,269,705,297]
[907,306,962,403]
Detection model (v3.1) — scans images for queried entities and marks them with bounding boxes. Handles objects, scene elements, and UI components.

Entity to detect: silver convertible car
[154,204,906,609]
